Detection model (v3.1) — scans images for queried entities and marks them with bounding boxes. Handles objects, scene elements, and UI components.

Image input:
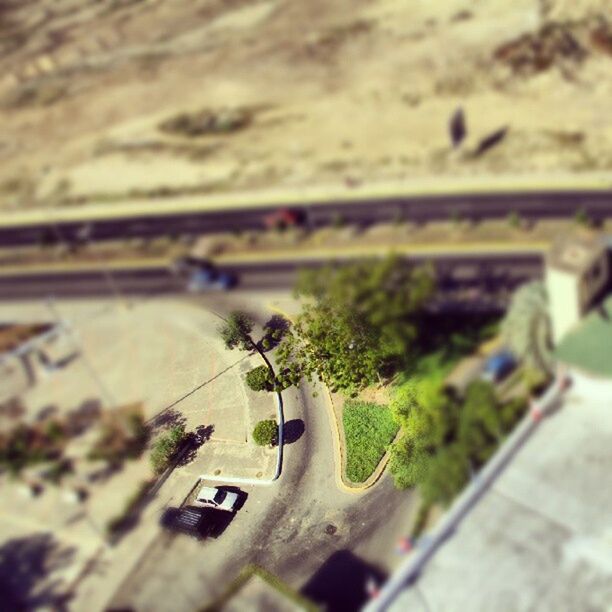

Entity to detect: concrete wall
[546,267,580,345]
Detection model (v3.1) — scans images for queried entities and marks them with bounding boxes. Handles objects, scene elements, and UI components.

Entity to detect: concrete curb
[265,302,390,494]
[215,241,549,266]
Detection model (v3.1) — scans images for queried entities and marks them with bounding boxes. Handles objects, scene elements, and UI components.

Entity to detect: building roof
[555,295,612,377]
[378,373,612,612]
[546,232,606,275]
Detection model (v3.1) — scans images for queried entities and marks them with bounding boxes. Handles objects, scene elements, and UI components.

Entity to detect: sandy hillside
[0,0,611,211]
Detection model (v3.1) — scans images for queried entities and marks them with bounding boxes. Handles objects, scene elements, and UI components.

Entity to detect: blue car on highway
[172,256,236,292]
[187,268,236,292]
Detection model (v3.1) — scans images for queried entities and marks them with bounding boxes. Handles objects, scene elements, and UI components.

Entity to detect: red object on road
[263,208,304,230]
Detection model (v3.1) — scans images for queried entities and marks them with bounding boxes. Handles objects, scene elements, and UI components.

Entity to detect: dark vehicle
[160,506,208,540]
[263,208,305,230]
[171,255,212,276]
[171,256,236,292]
[187,268,236,292]
[160,505,236,540]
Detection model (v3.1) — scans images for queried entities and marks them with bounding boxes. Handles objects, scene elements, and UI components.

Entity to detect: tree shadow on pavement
[301,550,386,612]
[0,533,75,611]
[283,419,305,444]
[148,408,187,435]
[178,424,214,467]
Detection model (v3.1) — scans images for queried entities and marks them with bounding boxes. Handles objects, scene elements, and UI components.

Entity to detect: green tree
[389,377,456,490]
[388,434,432,489]
[276,256,435,394]
[252,419,278,447]
[245,365,274,392]
[459,381,501,464]
[419,443,470,506]
[150,424,185,474]
[218,311,255,352]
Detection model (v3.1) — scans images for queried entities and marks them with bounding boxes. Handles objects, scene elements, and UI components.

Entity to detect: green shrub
[218,311,255,352]
[252,420,278,447]
[574,207,592,227]
[150,424,185,474]
[343,400,398,483]
[246,366,274,392]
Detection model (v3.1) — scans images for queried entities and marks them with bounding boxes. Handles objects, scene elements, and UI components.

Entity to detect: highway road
[0,254,543,303]
[0,189,610,247]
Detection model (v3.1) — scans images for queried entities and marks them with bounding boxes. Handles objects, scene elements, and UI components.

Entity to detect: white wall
[546,267,580,345]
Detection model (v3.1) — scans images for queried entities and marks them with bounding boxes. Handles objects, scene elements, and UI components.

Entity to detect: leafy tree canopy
[276,256,435,394]
[218,311,255,352]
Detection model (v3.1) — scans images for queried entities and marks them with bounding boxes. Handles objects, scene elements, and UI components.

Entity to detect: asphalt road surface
[0,254,543,303]
[108,378,414,612]
[1,190,611,247]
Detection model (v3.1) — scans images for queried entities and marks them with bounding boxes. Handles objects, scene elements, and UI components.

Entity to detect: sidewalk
[70,467,198,612]
[180,353,279,482]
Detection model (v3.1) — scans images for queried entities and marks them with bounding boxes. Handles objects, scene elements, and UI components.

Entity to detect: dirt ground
[0,0,611,211]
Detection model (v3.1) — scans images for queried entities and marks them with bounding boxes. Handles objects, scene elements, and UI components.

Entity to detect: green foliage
[342,400,398,483]
[150,424,185,474]
[419,443,470,506]
[218,311,255,352]
[389,377,456,489]
[389,432,432,489]
[0,424,62,475]
[522,367,550,396]
[252,419,278,447]
[499,396,528,430]
[245,365,274,392]
[276,256,435,394]
[389,356,528,505]
[574,206,593,228]
[410,502,432,538]
[459,381,502,456]
[507,211,522,229]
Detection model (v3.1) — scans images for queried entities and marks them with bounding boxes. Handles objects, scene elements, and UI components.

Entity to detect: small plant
[246,366,274,392]
[574,207,592,228]
[150,424,186,474]
[507,211,522,229]
[252,420,278,447]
